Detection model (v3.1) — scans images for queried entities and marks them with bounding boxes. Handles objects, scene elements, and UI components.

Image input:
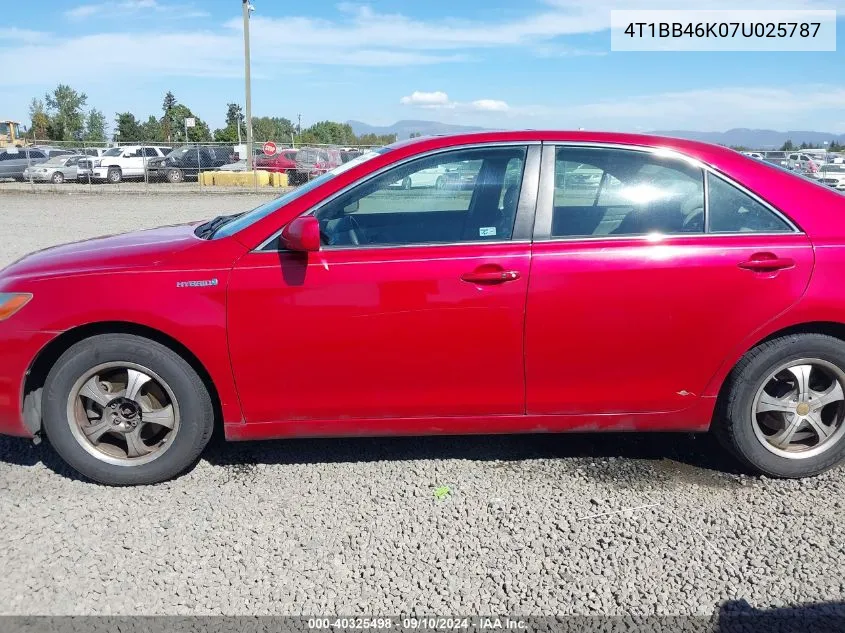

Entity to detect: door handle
[738,254,795,272]
[461,270,521,284]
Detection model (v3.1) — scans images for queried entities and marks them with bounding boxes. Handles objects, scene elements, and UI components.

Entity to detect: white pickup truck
[90,145,173,183]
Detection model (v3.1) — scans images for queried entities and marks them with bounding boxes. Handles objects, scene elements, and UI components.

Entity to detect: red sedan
[2,131,845,485]
[254,148,298,175]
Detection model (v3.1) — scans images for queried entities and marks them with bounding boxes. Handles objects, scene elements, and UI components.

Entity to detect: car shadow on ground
[0,430,749,484]
[717,599,845,633]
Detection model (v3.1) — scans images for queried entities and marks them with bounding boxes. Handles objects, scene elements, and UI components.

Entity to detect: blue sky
[2,0,844,134]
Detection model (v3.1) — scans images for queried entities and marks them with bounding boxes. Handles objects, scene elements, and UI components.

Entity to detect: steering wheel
[346,214,361,246]
[322,215,362,246]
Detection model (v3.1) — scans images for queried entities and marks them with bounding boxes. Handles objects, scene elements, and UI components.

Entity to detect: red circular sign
[262,141,277,156]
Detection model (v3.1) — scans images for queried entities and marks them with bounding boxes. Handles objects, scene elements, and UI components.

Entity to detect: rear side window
[707,174,792,233]
[552,147,705,237]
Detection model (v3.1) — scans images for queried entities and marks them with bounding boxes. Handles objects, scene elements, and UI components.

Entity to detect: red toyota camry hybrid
[2,131,845,485]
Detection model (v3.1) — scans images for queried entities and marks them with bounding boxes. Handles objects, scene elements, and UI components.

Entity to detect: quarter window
[707,173,792,233]
[552,147,705,237]
[314,146,527,248]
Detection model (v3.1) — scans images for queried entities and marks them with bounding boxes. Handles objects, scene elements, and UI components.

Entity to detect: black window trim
[533,142,801,242]
[255,141,542,252]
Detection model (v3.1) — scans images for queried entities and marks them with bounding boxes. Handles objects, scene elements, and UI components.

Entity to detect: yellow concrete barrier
[197,170,276,187]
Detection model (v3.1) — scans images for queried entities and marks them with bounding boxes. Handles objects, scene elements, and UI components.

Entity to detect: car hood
[0,223,203,283]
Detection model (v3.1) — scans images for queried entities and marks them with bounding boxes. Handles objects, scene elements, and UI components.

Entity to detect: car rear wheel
[715,333,845,478]
[107,167,122,184]
[51,172,64,184]
[42,334,214,485]
[166,168,184,184]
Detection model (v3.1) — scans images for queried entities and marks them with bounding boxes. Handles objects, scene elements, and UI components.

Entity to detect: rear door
[525,144,813,415]
[228,144,539,425]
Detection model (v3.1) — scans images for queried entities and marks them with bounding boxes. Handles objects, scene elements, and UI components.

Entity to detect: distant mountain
[348,120,844,149]
[652,128,845,149]
[347,119,487,139]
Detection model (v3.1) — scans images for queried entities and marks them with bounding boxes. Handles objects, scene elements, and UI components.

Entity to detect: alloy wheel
[66,362,181,466]
[752,358,845,459]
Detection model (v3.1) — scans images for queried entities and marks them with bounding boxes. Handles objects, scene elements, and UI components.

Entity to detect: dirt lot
[0,192,843,617]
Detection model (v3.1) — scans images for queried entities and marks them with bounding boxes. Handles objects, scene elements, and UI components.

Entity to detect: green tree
[28,98,49,140]
[141,115,164,142]
[252,116,295,142]
[44,83,88,141]
[168,104,211,142]
[357,132,397,146]
[161,91,177,141]
[781,140,795,152]
[225,102,244,128]
[213,125,239,143]
[83,109,107,143]
[114,112,143,142]
[300,120,356,145]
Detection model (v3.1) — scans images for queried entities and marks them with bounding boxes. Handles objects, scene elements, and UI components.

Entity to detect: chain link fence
[0,139,381,193]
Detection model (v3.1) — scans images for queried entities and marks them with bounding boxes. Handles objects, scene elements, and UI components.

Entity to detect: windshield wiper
[196,213,244,239]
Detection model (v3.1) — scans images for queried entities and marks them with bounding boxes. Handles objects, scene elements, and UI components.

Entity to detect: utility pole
[242,0,254,170]
[297,113,302,135]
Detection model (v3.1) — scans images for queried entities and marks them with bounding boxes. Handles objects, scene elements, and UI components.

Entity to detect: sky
[2,0,844,134]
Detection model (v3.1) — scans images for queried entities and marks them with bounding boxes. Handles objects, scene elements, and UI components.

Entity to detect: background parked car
[817,164,845,190]
[293,147,342,184]
[21,154,86,183]
[763,151,789,167]
[146,147,228,183]
[91,145,173,183]
[254,149,298,177]
[788,152,818,171]
[0,147,49,181]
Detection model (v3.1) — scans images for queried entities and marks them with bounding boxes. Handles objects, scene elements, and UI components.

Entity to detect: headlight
[0,293,32,321]
[94,160,102,167]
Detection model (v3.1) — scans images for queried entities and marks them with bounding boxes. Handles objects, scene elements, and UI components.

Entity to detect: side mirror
[280,215,321,252]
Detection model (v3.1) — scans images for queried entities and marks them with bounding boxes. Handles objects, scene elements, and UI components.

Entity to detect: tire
[166,169,184,184]
[51,172,64,184]
[42,334,214,485]
[435,175,445,190]
[402,177,412,190]
[107,167,122,184]
[714,333,845,478]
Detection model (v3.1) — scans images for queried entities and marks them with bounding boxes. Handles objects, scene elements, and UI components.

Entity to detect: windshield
[43,156,72,165]
[167,147,192,160]
[820,164,845,173]
[213,148,388,239]
[103,147,123,157]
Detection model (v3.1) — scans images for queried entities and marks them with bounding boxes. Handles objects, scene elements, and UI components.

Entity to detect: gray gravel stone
[0,193,844,617]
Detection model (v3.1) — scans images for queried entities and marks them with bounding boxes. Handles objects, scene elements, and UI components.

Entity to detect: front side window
[314,146,527,248]
[707,174,792,233]
[552,147,705,238]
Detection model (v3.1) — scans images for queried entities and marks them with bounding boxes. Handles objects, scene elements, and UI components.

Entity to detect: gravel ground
[1,193,844,617]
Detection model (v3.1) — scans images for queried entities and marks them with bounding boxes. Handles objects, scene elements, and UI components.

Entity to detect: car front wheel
[42,334,214,485]
[107,167,122,184]
[166,169,184,184]
[716,333,845,478]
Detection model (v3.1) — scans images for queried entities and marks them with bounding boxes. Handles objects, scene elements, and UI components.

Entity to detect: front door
[228,144,538,424]
[525,145,814,415]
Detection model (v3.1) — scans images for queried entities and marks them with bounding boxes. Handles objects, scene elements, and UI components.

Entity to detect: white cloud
[400,91,450,107]
[65,0,208,20]
[400,92,510,114]
[551,86,845,132]
[0,28,47,44]
[471,99,510,113]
